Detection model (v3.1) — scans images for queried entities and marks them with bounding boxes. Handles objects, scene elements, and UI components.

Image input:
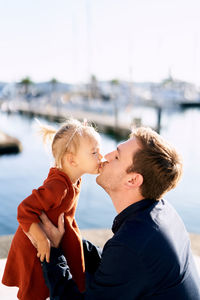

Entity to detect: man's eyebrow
[117,147,121,156]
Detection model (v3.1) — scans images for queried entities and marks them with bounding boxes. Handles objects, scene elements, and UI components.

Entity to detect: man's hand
[25,213,65,251]
[39,212,65,248]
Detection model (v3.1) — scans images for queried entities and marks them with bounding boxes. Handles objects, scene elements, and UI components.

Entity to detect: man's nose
[104,151,114,162]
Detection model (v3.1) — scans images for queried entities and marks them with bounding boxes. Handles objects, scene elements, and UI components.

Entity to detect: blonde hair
[38,118,100,169]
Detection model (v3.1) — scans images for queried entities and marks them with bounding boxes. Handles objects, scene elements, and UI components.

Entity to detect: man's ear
[124,173,143,189]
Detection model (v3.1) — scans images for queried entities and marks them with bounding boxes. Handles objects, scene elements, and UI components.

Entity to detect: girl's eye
[92,152,97,155]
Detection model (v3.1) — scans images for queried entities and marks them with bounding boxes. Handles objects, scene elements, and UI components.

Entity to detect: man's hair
[127,127,183,200]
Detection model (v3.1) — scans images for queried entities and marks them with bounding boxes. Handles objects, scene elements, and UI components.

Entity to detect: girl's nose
[97,153,103,161]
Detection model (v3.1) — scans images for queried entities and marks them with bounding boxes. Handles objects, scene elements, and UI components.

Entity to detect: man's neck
[109,190,144,214]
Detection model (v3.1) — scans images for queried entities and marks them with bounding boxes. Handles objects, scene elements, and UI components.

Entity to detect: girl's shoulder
[42,167,75,201]
[45,167,72,186]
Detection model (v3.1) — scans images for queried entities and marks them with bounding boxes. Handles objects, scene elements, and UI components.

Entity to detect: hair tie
[65,126,81,149]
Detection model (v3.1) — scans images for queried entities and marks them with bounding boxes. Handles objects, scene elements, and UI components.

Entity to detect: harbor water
[0,107,200,235]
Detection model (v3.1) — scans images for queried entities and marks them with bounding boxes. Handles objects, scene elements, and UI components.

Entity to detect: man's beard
[96,174,116,195]
[96,173,108,190]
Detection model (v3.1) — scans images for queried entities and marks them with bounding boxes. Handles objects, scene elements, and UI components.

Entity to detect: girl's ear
[65,153,77,166]
[124,173,143,189]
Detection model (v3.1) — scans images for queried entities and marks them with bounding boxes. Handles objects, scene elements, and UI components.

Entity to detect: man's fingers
[58,213,65,234]
[46,251,50,263]
[38,212,65,248]
[39,212,49,225]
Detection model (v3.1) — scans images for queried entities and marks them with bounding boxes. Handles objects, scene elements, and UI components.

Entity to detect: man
[38,127,200,299]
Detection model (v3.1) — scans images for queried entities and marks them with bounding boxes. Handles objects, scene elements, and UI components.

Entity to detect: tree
[110,79,119,86]
[49,78,58,93]
[19,77,33,95]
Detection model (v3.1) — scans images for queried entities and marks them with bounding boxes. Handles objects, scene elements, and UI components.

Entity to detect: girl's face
[75,136,103,174]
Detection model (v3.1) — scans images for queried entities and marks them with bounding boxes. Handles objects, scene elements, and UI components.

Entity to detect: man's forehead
[118,137,137,148]
[118,137,140,154]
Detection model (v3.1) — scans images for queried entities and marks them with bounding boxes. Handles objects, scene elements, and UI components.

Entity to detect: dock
[180,101,200,108]
[18,106,132,139]
[0,131,22,155]
[1,100,153,139]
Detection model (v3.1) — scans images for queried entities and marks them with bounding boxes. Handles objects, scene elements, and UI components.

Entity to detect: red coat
[2,167,85,300]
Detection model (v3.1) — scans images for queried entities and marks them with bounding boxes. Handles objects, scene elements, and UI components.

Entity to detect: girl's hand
[36,237,51,263]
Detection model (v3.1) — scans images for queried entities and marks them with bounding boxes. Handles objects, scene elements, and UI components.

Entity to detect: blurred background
[0,0,200,235]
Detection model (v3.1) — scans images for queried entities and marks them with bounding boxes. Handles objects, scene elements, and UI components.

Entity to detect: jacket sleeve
[42,241,102,300]
[17,179,67,232]
[42,247,84,300]
[42,240,146,300]
[83,239,102,274]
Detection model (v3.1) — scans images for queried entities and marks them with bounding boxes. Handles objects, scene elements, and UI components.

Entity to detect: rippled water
[0,107,200,235]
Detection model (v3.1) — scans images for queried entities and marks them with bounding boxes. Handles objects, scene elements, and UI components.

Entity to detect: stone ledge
[0,230,200,259]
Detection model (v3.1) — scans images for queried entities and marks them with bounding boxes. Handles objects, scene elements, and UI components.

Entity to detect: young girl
[2,118,102,300]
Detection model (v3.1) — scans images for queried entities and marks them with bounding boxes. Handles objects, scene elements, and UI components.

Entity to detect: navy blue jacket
[43,199,200,299]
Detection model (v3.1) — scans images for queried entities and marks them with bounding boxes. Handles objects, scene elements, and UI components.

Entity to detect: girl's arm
[25,212,65,262]
[18,178,68,233]
[29,222,51,263]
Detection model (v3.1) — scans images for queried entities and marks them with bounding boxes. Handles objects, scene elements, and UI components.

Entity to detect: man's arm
[31,213,145,299]
[42,240,102,300]
[43,240,146,300]
[83,239,102,274]
[26,212,102,270]
[42,247,83,300]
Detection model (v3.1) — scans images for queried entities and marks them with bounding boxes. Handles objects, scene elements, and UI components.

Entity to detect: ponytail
[35,119,56,144]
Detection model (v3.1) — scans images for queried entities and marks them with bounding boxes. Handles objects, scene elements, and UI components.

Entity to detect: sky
[0,0,200,85]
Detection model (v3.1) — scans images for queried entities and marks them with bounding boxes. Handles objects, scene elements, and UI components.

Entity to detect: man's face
[96,137,141,193]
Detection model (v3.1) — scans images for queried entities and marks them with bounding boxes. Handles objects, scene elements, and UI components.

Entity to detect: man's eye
[92,152,97,155]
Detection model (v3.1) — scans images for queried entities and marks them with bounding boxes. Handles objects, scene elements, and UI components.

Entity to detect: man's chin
[96,174,102,185]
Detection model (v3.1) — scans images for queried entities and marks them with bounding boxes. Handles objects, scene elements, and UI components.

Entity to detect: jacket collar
[112,198,158,233]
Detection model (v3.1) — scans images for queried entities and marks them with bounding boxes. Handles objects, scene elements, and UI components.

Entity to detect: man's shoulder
[109,199,189,256]
[110,217,158,255]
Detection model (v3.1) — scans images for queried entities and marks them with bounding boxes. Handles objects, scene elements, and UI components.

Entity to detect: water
[0,112,117,234]
[0,107,200,235]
